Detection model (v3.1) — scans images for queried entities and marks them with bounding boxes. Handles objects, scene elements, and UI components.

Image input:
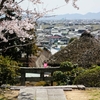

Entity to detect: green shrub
[71,67,85,76]
[0,56,20,85]
[53,71,70,85]
[63,67,85,84]
[74,66,100,87]
[53,62,80,85]
[60,61,78,71]
[60,61,74,70]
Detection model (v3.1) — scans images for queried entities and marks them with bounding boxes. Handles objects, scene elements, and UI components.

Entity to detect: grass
[86,88,100,100]
[0,88,19,100]
[0,94,6,100]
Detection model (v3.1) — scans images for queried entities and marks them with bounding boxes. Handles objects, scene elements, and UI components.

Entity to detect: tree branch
[0,40,37,52]
[0,0,6,10]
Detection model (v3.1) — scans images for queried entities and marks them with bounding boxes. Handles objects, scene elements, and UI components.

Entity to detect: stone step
[18,88,66,100]
[10,85,85,90]
[18,88,35,100]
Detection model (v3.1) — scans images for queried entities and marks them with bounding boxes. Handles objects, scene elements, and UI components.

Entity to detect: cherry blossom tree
[0,0,38,43]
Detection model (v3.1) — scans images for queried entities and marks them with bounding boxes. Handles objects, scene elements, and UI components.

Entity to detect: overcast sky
[19,0,100,15]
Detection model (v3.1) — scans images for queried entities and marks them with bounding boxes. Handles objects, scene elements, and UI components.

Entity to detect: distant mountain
[39,12,100,20]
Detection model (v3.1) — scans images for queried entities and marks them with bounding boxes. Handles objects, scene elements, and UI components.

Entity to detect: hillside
[40,12,100,20]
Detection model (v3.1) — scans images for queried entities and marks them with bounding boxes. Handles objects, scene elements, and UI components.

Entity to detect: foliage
[0,7,38,61]
[0,55,20,85]
[0,0,41,62]
[60,61,73,68]
[60,61,77,70]
[70,67,85,76]
[53,62,85,85]
[74,66,100,87]
[1,33,22,60]
[62,67,85,85]
[53,71,70,85]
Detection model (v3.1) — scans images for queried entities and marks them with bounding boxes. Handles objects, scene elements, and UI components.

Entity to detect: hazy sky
[19,0,100,15]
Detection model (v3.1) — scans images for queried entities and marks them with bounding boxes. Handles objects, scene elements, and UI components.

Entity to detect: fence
[18,67,70,86]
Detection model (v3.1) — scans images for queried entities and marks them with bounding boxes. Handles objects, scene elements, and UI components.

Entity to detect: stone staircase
[10,85,85,100]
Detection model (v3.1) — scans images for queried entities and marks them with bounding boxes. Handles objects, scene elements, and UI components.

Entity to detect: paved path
[14,85,85,100]
[18,88,66,100]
